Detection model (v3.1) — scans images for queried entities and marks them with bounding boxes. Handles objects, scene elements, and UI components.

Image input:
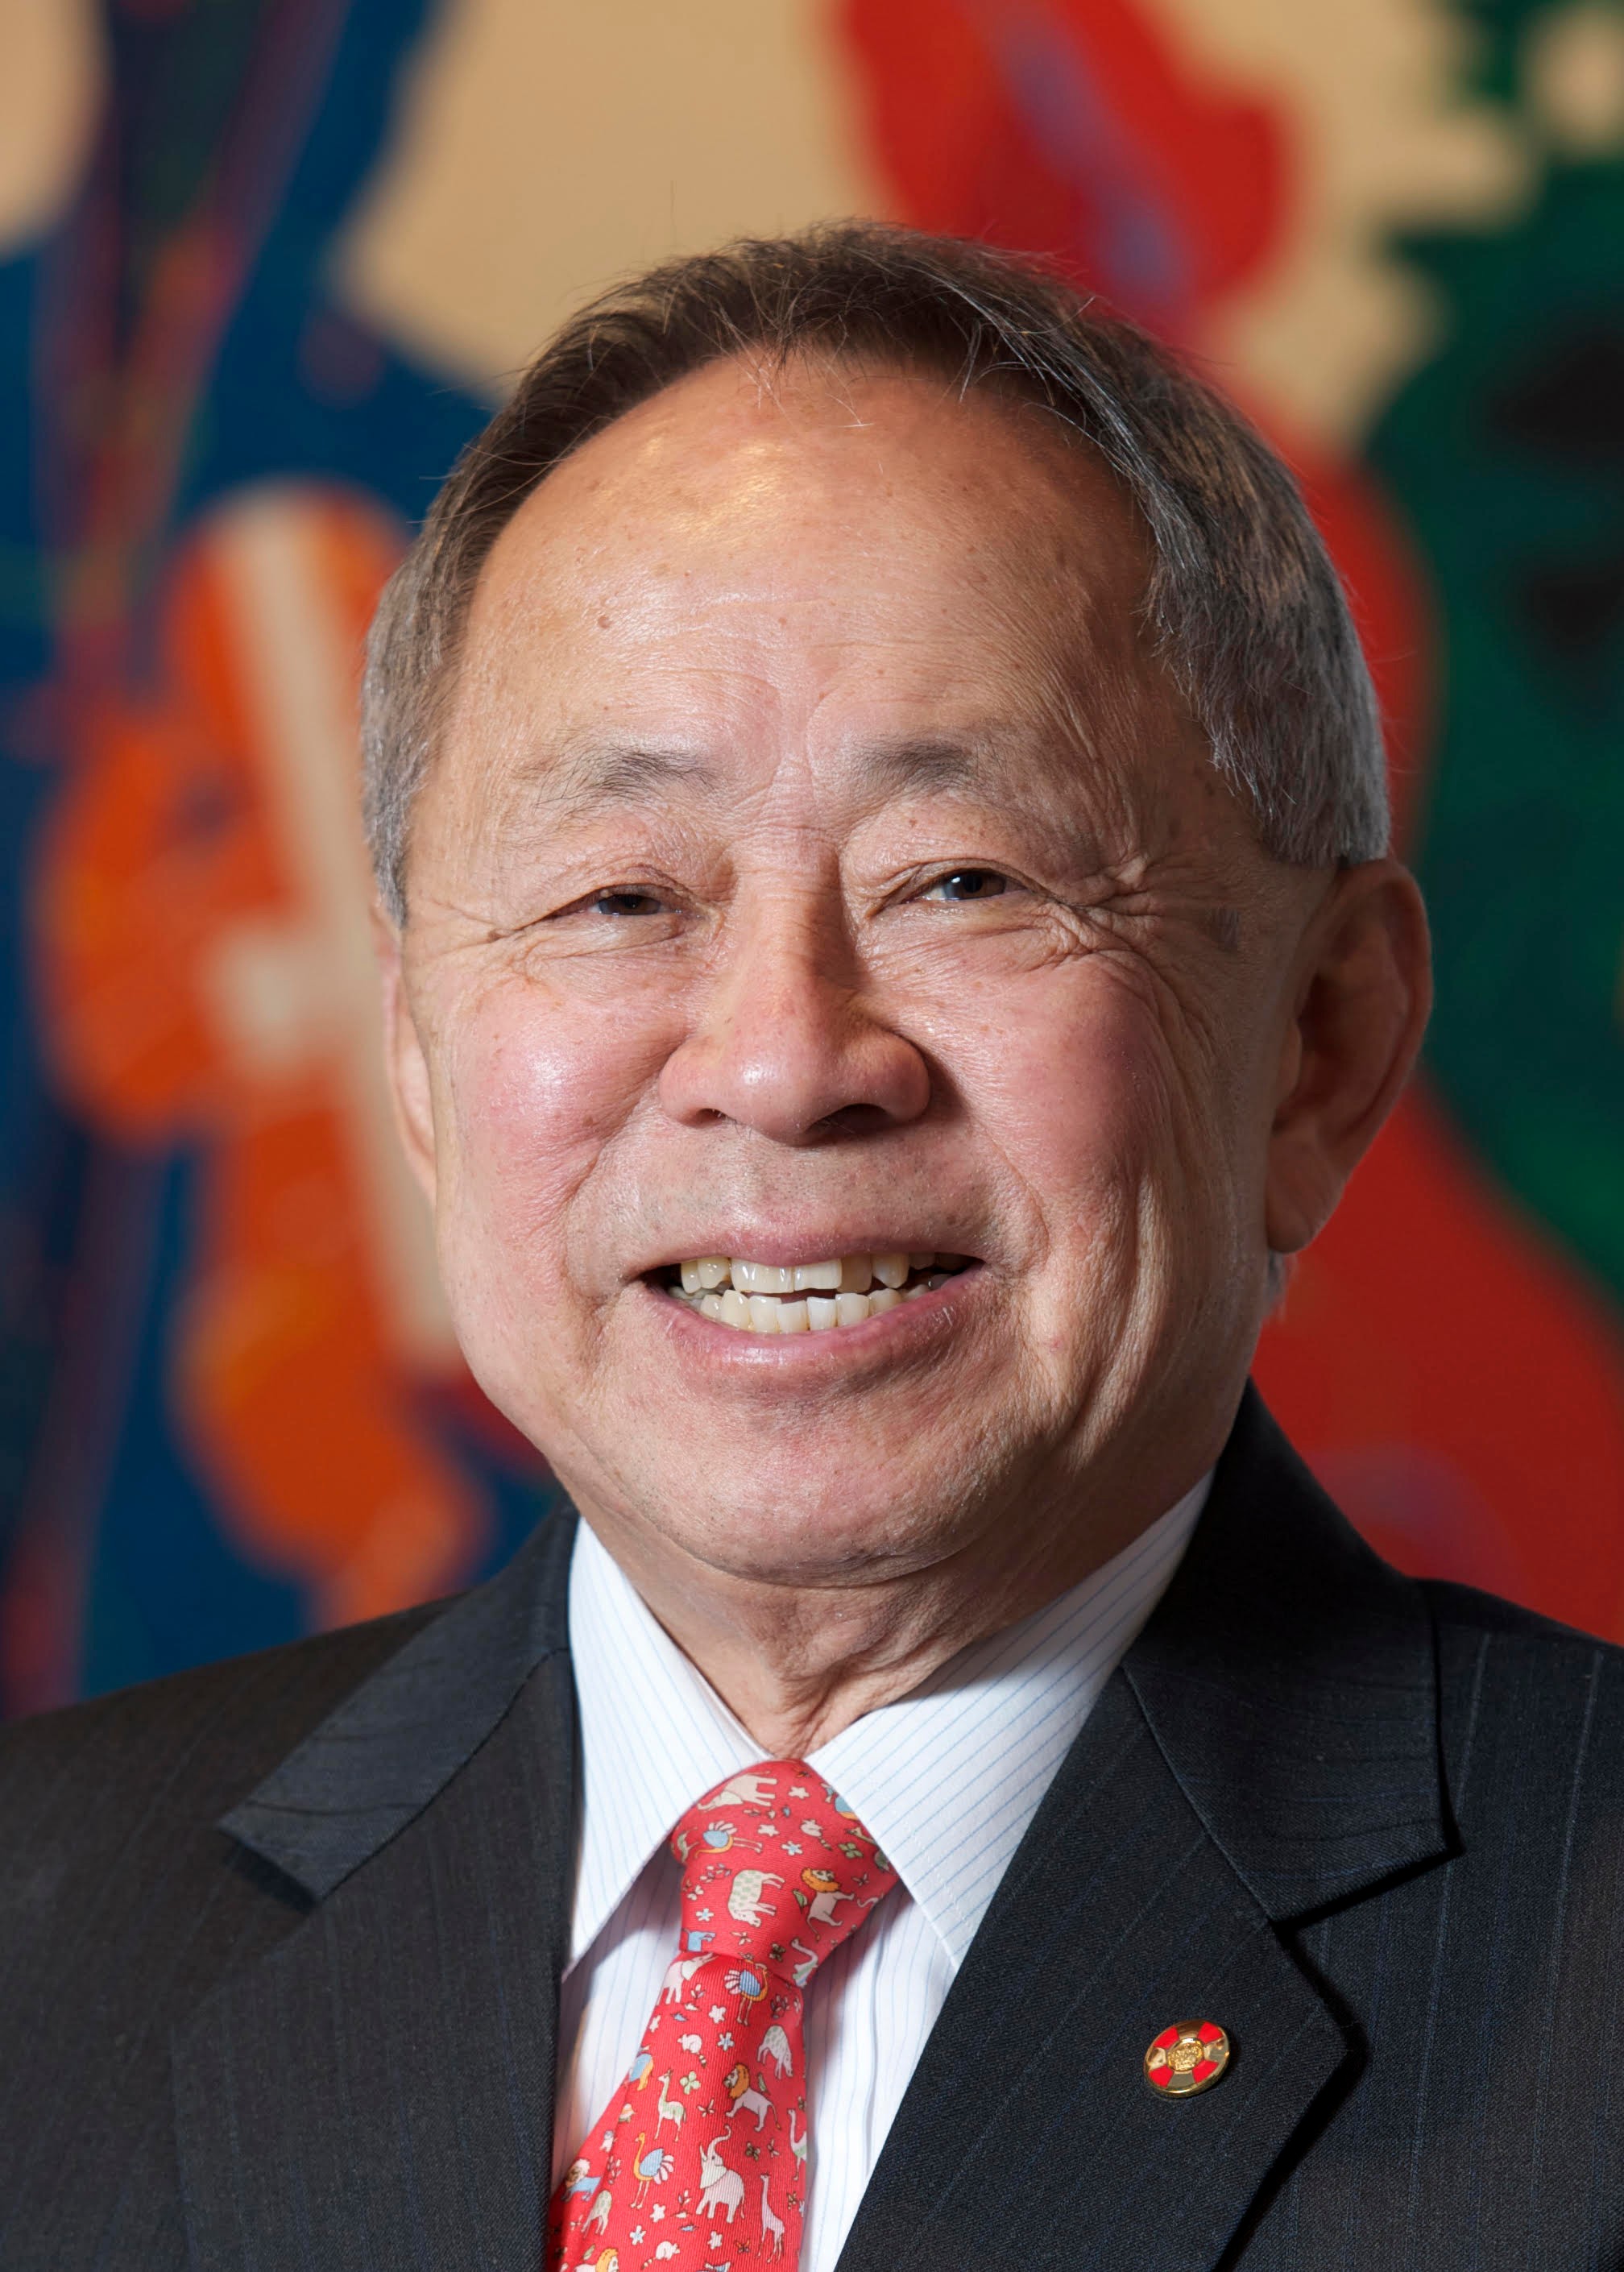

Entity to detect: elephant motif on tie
[701,1772,779,1810]
[697,2129,746,2223]
[660,1955,705,2005]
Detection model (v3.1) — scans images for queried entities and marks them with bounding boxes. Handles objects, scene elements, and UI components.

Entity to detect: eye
[583,888,668,918]
[922,868,1011,902]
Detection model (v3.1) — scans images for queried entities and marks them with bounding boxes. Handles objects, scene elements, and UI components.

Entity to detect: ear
[373,902,438,1205]
[1265,860,1431,1255]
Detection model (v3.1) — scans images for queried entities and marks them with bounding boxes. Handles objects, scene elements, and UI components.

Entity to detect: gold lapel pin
[1145,2020,1231,2096]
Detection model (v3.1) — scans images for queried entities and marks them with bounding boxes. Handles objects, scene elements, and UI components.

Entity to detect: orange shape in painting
[36,483,486,1627]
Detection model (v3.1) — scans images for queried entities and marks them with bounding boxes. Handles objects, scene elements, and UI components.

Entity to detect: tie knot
[669,1760,897,1991]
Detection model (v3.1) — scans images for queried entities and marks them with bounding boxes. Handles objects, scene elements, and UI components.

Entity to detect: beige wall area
[333,0,884,395]
[0,0,104,260]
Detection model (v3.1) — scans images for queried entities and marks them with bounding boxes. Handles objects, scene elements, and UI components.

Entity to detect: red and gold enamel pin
[1145,2020,1231,2096]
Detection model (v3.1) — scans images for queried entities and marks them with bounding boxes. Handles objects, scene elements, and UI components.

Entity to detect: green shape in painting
[1366,0,1624,1313]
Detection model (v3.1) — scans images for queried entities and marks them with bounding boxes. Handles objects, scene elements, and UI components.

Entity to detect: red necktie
[549,1760,898,2270]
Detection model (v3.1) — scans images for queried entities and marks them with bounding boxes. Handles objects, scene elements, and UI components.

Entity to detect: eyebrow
[520,742,719,815]
[855,736,991,798]
[519,732,996,819]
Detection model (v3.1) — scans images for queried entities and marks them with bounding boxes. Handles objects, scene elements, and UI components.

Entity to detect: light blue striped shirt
[554,1477,1208,2268]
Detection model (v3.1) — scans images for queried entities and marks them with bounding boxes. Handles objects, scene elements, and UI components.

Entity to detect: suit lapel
[835,1670,1349,2272]
[838,1389,1449,2272]
[173,1507,580,2272]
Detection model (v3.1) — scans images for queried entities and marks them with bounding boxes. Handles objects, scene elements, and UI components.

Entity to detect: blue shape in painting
[0,0,547,1708]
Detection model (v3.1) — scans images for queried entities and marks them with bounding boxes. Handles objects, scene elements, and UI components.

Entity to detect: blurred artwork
[37,487,479,1632]
[1,0,1622,1703]
[0,0,532,1709]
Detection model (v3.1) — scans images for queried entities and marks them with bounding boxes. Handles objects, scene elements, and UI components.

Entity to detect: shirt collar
[566,1478,1208,1971]
[566,1521,758,1967]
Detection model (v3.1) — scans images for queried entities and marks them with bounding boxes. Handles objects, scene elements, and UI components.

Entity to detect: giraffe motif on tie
[549,1760,898,2271]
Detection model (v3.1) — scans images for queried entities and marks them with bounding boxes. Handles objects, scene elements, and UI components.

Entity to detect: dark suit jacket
[4,1386,1624,2270]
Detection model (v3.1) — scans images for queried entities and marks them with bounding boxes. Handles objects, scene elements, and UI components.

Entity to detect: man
[2,222,1620,2271]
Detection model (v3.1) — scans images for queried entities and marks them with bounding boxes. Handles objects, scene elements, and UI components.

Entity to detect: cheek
[954,971,1181,1250]
[431,975,665,1275]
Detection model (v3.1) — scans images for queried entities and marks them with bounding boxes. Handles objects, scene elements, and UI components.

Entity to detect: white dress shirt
[553,1478,1208,2270]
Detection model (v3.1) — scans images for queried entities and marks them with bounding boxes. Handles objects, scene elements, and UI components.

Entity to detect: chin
[627,1458,983,1586]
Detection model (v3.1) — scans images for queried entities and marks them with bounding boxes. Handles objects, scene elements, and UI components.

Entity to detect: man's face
[392,358,1320,1590]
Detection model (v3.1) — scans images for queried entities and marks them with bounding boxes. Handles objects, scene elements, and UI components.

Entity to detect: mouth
[657,1250,973,1334]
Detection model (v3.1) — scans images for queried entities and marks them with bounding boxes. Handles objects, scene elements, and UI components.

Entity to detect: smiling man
[6,224,1624,2272]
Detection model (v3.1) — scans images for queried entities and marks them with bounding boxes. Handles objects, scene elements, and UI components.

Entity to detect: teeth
[734,1260,796,1295]
[669,1250,967,1333]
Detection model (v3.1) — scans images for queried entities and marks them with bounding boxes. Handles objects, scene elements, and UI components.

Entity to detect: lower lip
[638,1266,985,1366]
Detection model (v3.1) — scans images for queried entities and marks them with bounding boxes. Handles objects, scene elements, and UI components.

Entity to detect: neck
[570,1461,1201,1756]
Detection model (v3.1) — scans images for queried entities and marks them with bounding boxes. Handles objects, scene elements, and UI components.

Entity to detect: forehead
[456,355,1158,730]
[421,357,1216,879]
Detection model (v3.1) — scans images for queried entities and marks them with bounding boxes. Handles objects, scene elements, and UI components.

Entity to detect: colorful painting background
[2,0,1622,1709]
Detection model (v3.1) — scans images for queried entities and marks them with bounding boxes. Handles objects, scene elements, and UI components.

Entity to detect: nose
[658,892,930,1144]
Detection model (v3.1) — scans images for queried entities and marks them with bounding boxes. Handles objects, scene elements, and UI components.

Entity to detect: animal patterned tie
[549,1760,898,2271]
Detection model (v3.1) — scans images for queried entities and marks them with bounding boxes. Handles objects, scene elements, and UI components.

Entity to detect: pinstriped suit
[2,1386,1623,2270]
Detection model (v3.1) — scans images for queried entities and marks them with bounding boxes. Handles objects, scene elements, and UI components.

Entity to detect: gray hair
[362,220,1387,922]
